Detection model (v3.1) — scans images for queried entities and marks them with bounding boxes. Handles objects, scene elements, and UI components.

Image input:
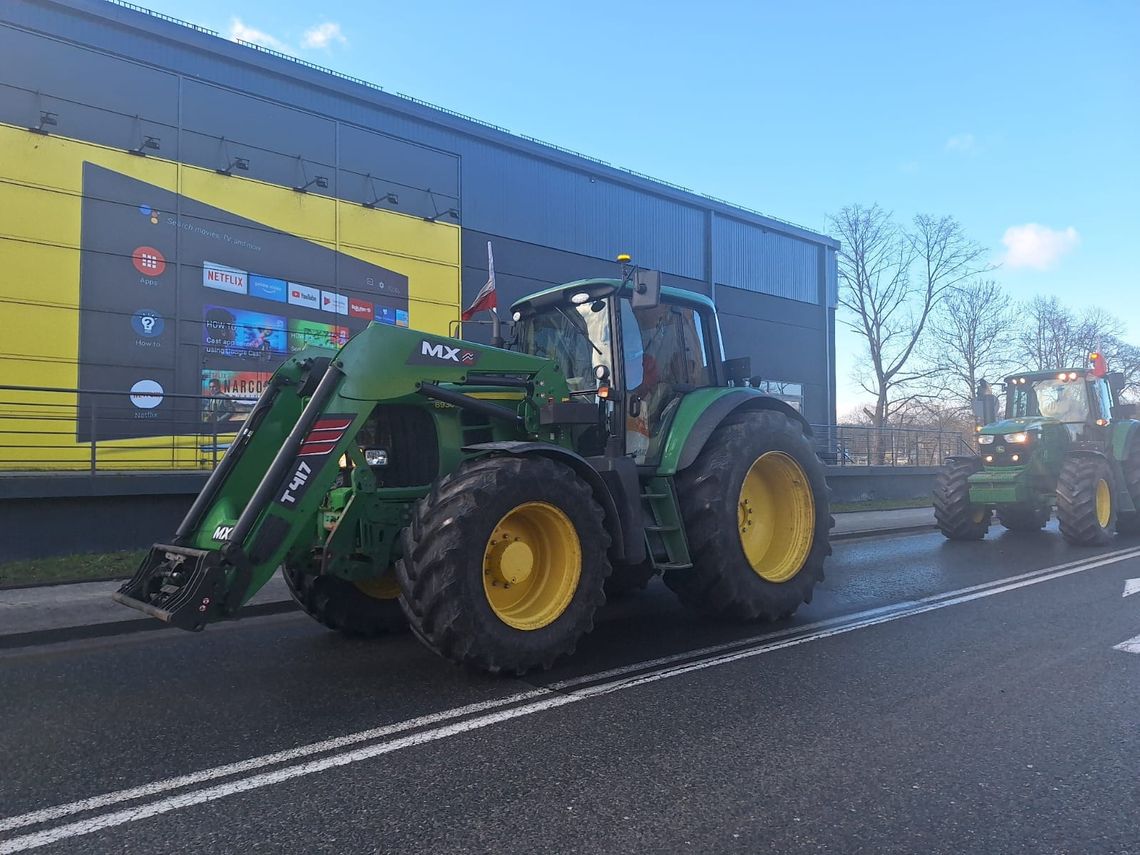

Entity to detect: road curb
[0,599,298,650]
[832,524,937,541]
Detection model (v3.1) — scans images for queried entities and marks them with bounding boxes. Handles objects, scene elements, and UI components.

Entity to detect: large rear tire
[282,565,407,637]
[1115,431,1140,535]
[996,503,1050,532]
[396,455,611,674]
[933,458,990,541]
[664,409,832,621]
[1057,455,1116,546]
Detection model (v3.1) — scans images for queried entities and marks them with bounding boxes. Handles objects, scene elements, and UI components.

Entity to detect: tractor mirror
[972,394,998,426]
[724,357,752,387]
[631,269,661,309]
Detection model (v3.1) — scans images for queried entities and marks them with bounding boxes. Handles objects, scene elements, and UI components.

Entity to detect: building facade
[0,0,838,469]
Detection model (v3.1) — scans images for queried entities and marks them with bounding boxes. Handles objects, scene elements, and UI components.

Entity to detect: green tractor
[934,354,1140,545]
[114,259,832,673]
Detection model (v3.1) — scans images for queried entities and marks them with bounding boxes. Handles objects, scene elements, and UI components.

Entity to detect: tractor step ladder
[641,477,692,571]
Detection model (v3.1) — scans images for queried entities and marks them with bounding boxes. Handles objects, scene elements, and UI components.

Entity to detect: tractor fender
[660,388,812,476]
[460,441,627,561]
[1110,419,1140,462]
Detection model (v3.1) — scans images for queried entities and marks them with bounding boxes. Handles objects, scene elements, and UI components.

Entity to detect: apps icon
[131,246,166,276]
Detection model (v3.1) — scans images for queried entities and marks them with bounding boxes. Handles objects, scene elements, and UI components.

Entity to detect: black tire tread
[663,409,832,621]
[281,565,406,637]
[604,560,658,598]
[396,454,611,674]
[933,459,990,541]
[1056,455,1115,546]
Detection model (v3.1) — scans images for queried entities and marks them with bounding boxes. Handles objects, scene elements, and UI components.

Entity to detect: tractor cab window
[1031,379,1090,423]
[514,298,613,392]
[625,303,712,463]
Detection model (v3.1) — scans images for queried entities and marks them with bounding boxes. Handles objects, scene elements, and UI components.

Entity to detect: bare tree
[925,279,1014,406]
[1017,297,1126,371]
[829,205,989,433]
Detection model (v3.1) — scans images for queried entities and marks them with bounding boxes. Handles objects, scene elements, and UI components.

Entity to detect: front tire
[282,565,407,637]
[934,458,991,541]
[1057,455,1116,546]
[664,409,832,621]
[397,455,611,674]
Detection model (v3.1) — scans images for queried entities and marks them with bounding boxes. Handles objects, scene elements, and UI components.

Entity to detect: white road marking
[1123,577,1140,598]
[1112,634,1140,654]
[3,545,1140,853]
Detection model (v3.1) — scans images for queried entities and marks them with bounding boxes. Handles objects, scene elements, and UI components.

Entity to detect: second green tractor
[935,355,1140,545]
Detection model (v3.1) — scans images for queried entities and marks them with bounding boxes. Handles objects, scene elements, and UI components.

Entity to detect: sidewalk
[0,507,935,647]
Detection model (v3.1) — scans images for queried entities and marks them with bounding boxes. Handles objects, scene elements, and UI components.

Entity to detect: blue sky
[137,0,1139,413]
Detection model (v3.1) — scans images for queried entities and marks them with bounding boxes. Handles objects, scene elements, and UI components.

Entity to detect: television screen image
[288,318,351,353]
[203,305,289,359]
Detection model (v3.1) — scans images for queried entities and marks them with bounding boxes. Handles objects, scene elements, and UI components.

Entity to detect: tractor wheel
[1114,432,1140,535]
[604,560,657,598]
[396,455,611,674]
[933,458,990,541]
[664,409,832,621]
[1057,455,1116,546]
[996,503,1050,532]
[282,565,407,637]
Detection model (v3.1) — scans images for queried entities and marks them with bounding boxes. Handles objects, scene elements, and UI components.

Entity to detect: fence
[0,383,252,473]
[0,383,977,473]
[811,424,975,467]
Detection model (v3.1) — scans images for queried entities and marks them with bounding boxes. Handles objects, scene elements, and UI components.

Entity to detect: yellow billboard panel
[0,122,461,470]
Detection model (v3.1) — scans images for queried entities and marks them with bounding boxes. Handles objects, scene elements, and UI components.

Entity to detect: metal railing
[0,384,255,473]
[811,424,975,467]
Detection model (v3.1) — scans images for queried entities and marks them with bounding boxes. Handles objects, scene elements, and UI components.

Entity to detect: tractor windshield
[1009,378,1090,423]
[514,299,614,392]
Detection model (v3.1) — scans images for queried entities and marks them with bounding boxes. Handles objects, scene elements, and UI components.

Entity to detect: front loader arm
[112,324,559,631]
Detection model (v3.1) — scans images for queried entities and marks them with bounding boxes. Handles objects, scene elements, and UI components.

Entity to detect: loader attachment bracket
[112,545,233,631]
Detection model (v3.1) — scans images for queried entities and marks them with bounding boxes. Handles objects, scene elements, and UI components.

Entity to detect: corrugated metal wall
[713,217,821,304]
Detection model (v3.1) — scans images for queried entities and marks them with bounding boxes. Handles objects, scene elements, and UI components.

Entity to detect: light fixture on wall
[29,111,58,135]
[129,135,161,156]
[216,156,250,177]
[364,192,399,209]
[424,207,460,223]
[293,175,329,193]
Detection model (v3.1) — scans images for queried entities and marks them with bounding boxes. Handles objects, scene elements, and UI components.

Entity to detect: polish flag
[461,242,497,321]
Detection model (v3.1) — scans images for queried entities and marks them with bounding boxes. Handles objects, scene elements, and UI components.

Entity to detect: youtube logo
[348,298,374,321]
[287,282,320,309]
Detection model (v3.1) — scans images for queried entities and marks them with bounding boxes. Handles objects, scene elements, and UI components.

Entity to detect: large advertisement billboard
[0,122,461,468]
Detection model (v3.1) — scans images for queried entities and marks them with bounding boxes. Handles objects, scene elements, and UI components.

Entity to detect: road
[2,525,1139,854]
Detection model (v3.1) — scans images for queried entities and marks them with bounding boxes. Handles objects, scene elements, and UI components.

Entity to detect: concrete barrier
[1,465,941,563]
[825,465,940,504]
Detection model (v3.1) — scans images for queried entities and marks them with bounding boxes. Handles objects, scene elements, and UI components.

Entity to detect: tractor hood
[979,416,1057,435]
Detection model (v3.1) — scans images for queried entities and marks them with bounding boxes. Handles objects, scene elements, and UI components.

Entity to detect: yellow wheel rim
[354,571,401,600]
[972,508,988,524]
[483,501,581,631]
[1095,478,1112,528]
[737,451,816,583]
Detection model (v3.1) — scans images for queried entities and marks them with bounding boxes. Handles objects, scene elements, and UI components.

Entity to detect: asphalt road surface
[2,524,1139,854]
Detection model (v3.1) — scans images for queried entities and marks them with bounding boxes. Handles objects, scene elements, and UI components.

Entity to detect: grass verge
[0,549,146,588]
[831,497,933,513]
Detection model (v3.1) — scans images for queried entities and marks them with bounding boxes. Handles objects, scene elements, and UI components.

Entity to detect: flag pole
[488,241,503,348]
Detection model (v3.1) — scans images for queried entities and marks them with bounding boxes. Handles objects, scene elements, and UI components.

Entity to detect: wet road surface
[2,524,1139,854]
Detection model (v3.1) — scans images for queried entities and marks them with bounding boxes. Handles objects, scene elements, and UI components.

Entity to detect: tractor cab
[511,274,723,465]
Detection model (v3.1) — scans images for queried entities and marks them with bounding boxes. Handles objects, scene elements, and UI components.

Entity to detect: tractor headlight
[977,434,995,445]
[1004,432,1030,443]
[364,448,389,467]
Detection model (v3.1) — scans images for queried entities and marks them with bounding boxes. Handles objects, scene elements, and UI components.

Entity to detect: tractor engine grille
[360,405,439,487]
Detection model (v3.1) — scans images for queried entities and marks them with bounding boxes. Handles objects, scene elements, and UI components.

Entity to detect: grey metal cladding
[0,22,179,125]
[714,216,820,304]
[338,125,458,199]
